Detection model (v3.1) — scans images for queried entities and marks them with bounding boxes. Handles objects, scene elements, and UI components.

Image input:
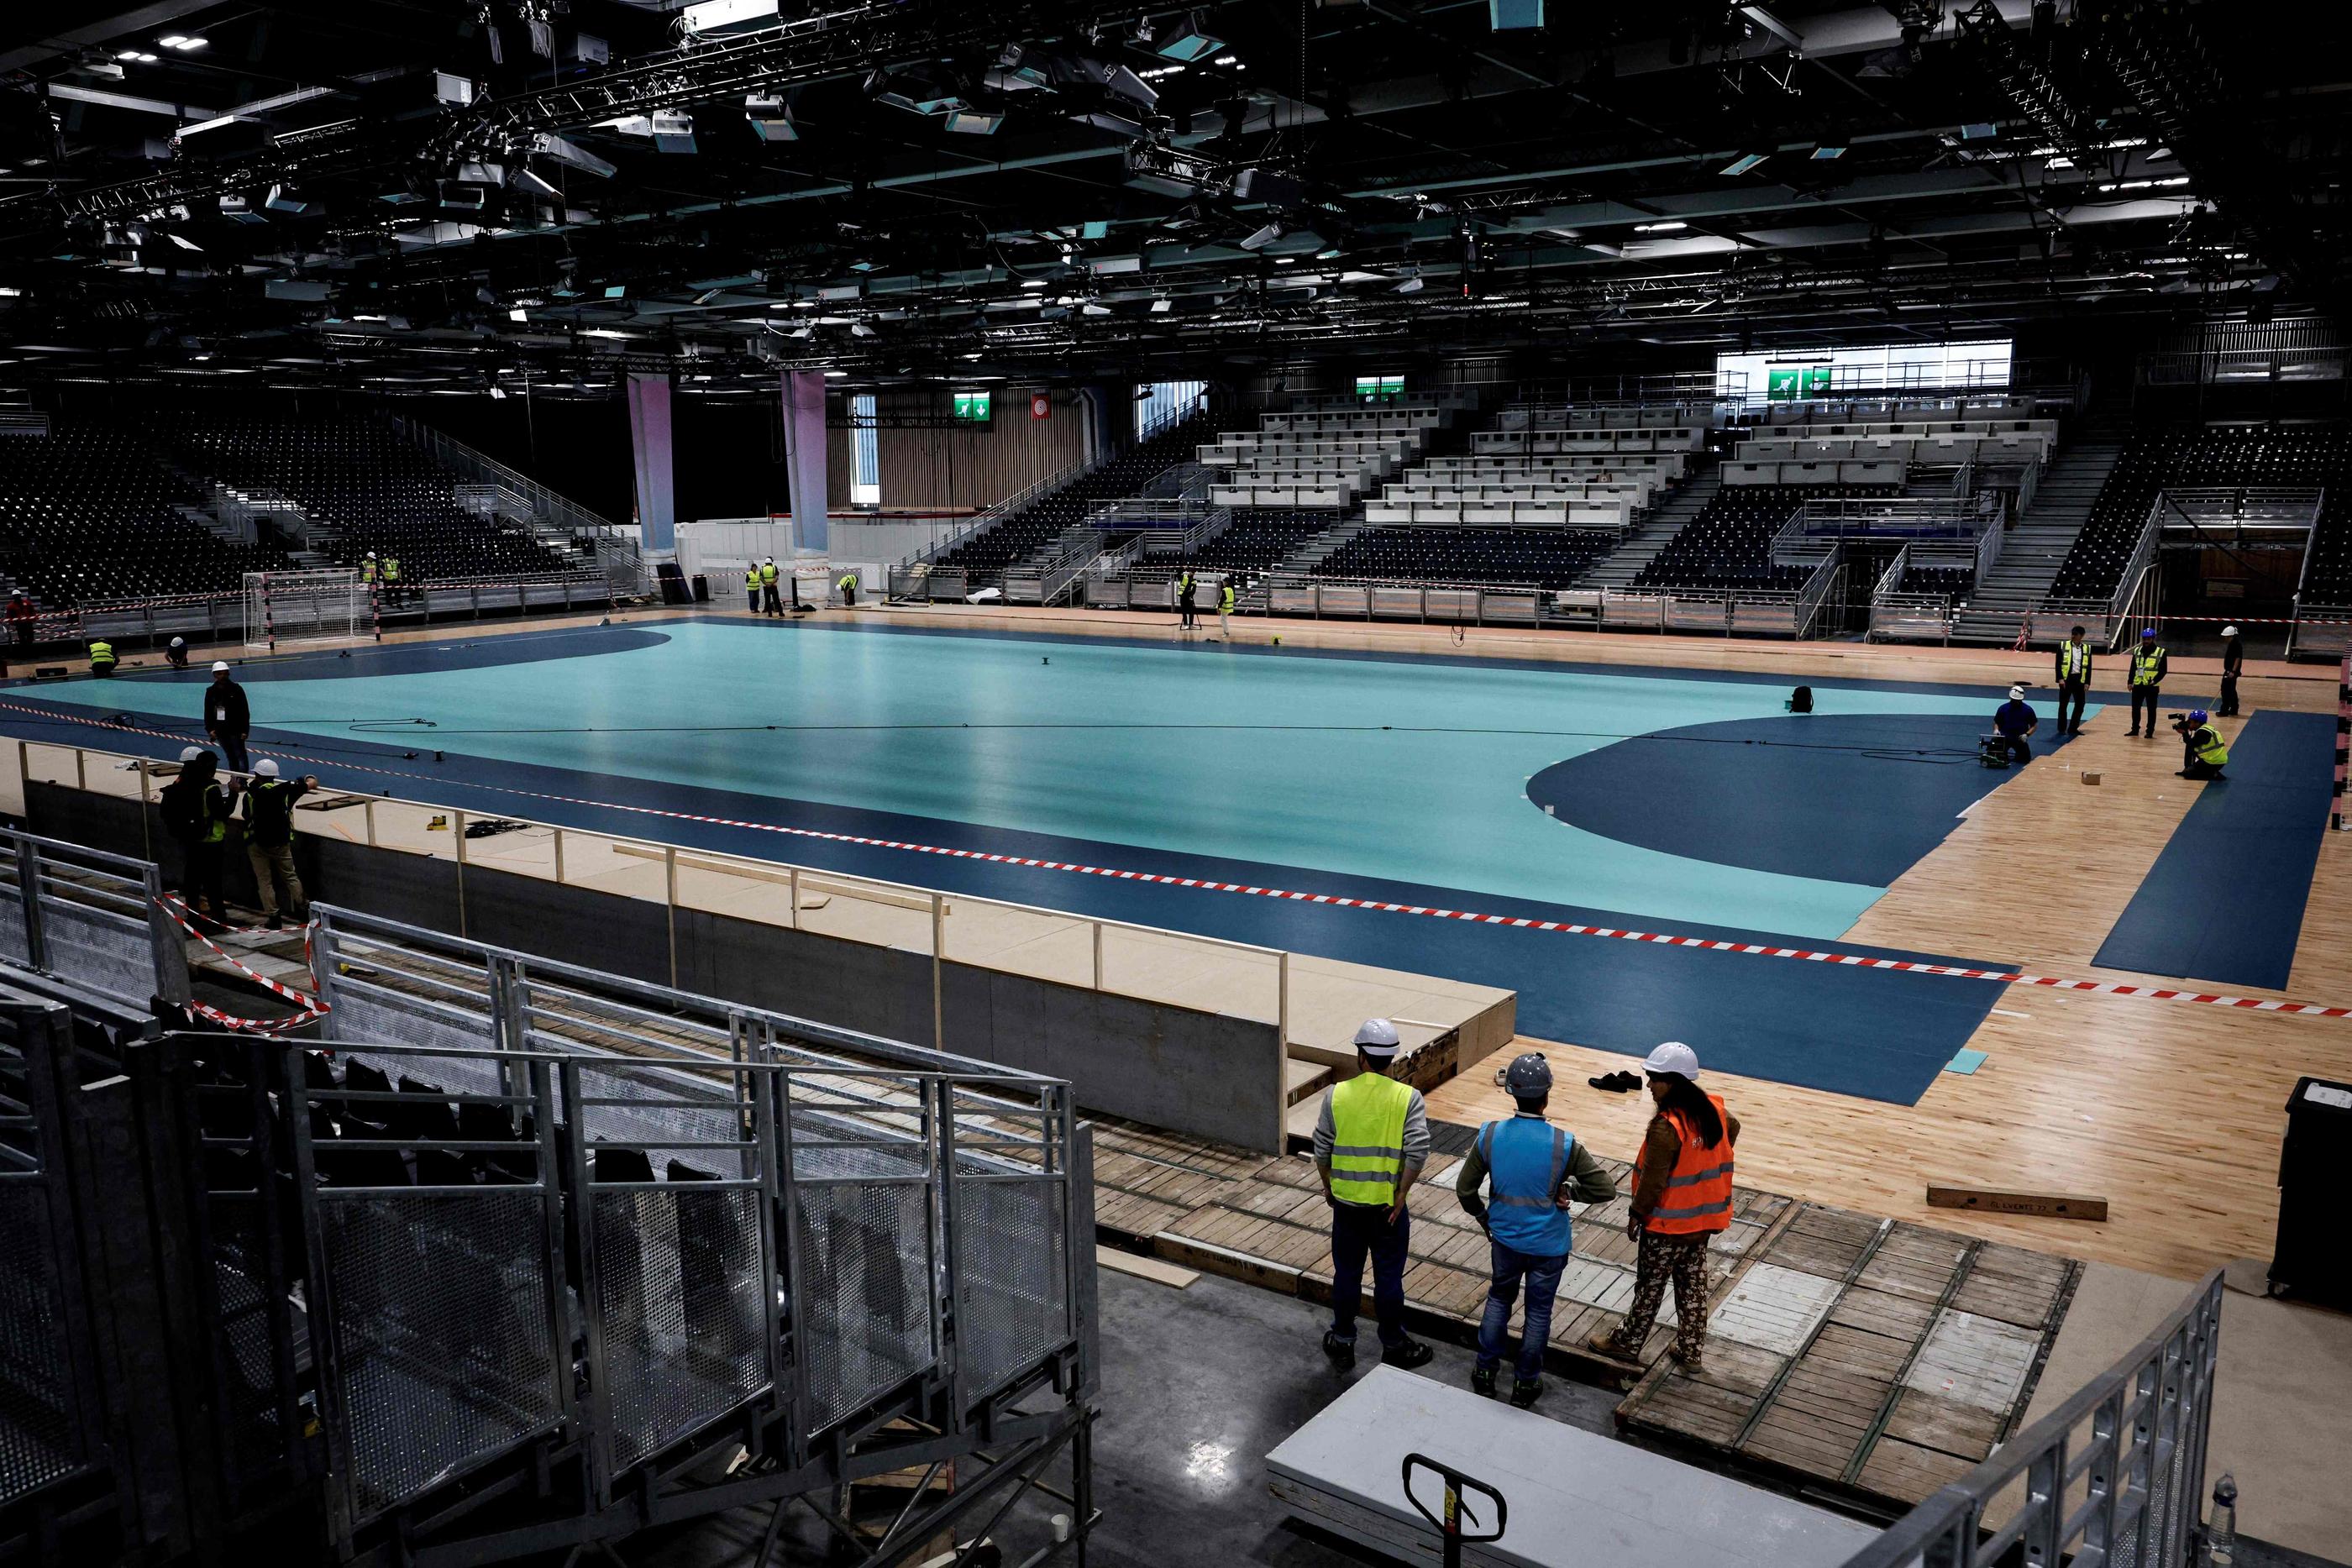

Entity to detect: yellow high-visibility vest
[1326,1073,1412,1205]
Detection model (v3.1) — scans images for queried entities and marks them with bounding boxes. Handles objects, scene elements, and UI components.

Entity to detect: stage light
[1719,153,1767,176]
[1812,145,1846,160]
[1393,275,1424,294]
[1634,220,1686,233]
[746,96,797,141]
[1238,222,1284,251]
[1155,12,1225,62]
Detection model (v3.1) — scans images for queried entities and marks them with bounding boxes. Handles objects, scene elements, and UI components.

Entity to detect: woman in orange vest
[1589,1041,1739,1371]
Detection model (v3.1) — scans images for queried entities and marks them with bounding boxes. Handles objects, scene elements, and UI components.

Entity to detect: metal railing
[1840,1271,2222,1568]
[1260,572,1549,627]
[7,735,1294,1057]
[2028,492,2166,648]
[0,823,188,1010]
[2153,486,2325,543]
[189,901,1094,1557]
[388,414,647,595]
[2137,346,2349,387]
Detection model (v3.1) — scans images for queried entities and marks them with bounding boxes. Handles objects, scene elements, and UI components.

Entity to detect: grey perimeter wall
[28,784,1286,1152]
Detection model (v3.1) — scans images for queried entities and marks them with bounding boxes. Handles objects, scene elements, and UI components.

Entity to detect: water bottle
[2208,1473,2238,1568]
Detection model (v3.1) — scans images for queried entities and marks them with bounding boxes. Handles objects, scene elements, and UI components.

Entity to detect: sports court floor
[8,606,2351,1278]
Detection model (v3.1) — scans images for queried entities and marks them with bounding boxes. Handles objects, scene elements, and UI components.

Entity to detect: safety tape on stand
[12,699,2352,1024]
[154,893,328,1034]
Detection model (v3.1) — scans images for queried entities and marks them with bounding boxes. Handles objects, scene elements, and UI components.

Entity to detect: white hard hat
[2008,685,2024,700]
[367,550,377,558]
[253,758,279,778]
[1643,1041,1701,1081]
[1353,1018,1401,1055]
[178,746,205,763]
[211,660,230,673]
[2221,625,2239,637]
[169,636,185,648]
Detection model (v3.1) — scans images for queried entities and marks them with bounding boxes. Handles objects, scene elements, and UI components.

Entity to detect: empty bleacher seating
[1205,398,1455,508]
[2049,424,2352,600]
[0,421,293,606]
[1319,527,1614,589]
[164,414,570,585]
[1636,485,1897,590]
[938,412,1215,575]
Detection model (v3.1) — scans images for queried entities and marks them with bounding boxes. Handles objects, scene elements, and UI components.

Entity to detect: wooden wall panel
[862,387,1084,511]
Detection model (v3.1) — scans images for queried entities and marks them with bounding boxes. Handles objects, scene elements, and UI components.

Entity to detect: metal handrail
[1792,553,1844,638]
[2136,346,2350,386]
[1837,1271,2223,1568]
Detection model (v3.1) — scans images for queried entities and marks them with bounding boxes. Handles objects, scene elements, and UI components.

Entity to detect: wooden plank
[1096,1246,1198,1288]
[1880,1387,2005,1464]
[1927,1184,2109,1223]
[1855,1436,1977,1506]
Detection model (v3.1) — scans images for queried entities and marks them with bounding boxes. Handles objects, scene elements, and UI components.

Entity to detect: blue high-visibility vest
[1478,1116,1573,1257]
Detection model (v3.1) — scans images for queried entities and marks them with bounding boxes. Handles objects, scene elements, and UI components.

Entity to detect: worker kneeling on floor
[1457,1052,1619,1408]
[2171,709,2229,781]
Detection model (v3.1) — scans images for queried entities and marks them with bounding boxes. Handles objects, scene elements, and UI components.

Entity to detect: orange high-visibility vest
[1635,1095,1735,1235]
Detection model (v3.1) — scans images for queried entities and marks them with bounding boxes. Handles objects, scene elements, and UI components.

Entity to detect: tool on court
[1401,1453,1507,1568]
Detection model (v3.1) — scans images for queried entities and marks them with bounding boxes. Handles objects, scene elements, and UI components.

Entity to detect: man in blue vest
[1313,1019,1435,1371]
[1456,1052,1618,1407]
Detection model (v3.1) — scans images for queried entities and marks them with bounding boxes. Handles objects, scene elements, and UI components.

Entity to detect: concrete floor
[613,1263,2340,1568]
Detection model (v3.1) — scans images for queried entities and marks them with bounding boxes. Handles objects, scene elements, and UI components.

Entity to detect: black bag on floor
[1788,685,1814,714]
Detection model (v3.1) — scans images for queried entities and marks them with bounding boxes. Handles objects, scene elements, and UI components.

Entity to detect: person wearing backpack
[158,747,232,922]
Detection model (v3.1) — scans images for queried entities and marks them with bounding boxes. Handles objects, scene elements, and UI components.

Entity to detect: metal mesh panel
[37,898,152,1003]
[791,1128,932,1434]
[591,1187,768,1471]
[952,1173,1069,1406]
[318,1191,559,1523]
[207,1198,288,1479]
[0,889,29,970]
[330,989,504,1099]
[559,1050,748,1175]
[0,1183,76,1506]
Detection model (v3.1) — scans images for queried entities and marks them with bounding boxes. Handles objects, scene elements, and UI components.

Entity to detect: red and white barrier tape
[10,698,2351,1022]
[154,893,328,1034]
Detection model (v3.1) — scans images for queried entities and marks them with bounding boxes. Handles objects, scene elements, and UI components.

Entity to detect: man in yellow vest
[1216,575,1235,641]
[760,557,783,616]
[1312,1019,1434,1370]
[2126,627,2166,738]
[2171,709,2230,780]
[2052,624,2092,737]
[87,638,117,677]
[837,571,858,607]
[745,564,763,615]
[381,555,403,607]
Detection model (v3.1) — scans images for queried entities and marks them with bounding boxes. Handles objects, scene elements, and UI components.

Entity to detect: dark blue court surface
[1529,713,2086,886]
[2094,711,2336,990]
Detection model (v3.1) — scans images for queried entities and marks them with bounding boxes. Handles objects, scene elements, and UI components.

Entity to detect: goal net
[244,569,370,652]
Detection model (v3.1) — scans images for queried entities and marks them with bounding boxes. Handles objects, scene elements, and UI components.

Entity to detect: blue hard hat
[1504,1052,1553,1097]
[2187,709,2208,724]
[2141,627,2157,638]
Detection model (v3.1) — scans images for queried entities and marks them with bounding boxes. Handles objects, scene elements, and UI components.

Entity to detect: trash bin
[2270,1075,2352,1309]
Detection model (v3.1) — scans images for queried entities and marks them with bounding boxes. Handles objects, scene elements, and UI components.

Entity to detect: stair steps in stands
[1575,463,1722,590]
[1273,522,1365,575]
[1950,414,2131,645]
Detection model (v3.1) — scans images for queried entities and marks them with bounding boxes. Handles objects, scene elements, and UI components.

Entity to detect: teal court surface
[0,616,2166,1104]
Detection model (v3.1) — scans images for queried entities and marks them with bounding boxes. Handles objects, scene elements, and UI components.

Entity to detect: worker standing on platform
[381,554,402,608]
[160,747,231,924]
[1314,1019,1435,1372]
[2127,627,2167,737]
[238,758,316,930]
[1457,1052,1616,1408]
[1216,575,1235,641]
[2054,625,2092,737]
[760,557,784,616]
[744,563,763,615]
[360,552,378,591]
[2218,625,2244,717]
[205,661,250,774]
[1177,568,1198,632]
[1590,1042,1740,1371]
[87,637,117,677]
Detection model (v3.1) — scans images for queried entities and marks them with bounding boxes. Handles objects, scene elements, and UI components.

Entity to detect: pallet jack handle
[1401,1452,1507,1568]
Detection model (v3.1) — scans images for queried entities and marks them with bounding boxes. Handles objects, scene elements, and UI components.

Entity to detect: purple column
[780,370,829,553]
[625,370,675,553]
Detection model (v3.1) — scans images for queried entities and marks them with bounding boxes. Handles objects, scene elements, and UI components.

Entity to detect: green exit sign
[1767,365,1835,401]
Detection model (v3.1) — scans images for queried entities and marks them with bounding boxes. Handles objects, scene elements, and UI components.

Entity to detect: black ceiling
[0,0,2344,396]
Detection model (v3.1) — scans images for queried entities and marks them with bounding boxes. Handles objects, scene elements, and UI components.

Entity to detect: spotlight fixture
[850,322,875,337]
[1393,275,1425,294]
[1237,221,1285,251]
[1150,297,1172,312]
[264,183,312,214]
[1811,145,1846,160]
[745,96,797,141]
[1153,11,1225,62]
[943,106,1005,134]
[1081,301,1111,316]
[1488,0,1544,27]
[1634,220,1687,233]
[1719,152,1767,176]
